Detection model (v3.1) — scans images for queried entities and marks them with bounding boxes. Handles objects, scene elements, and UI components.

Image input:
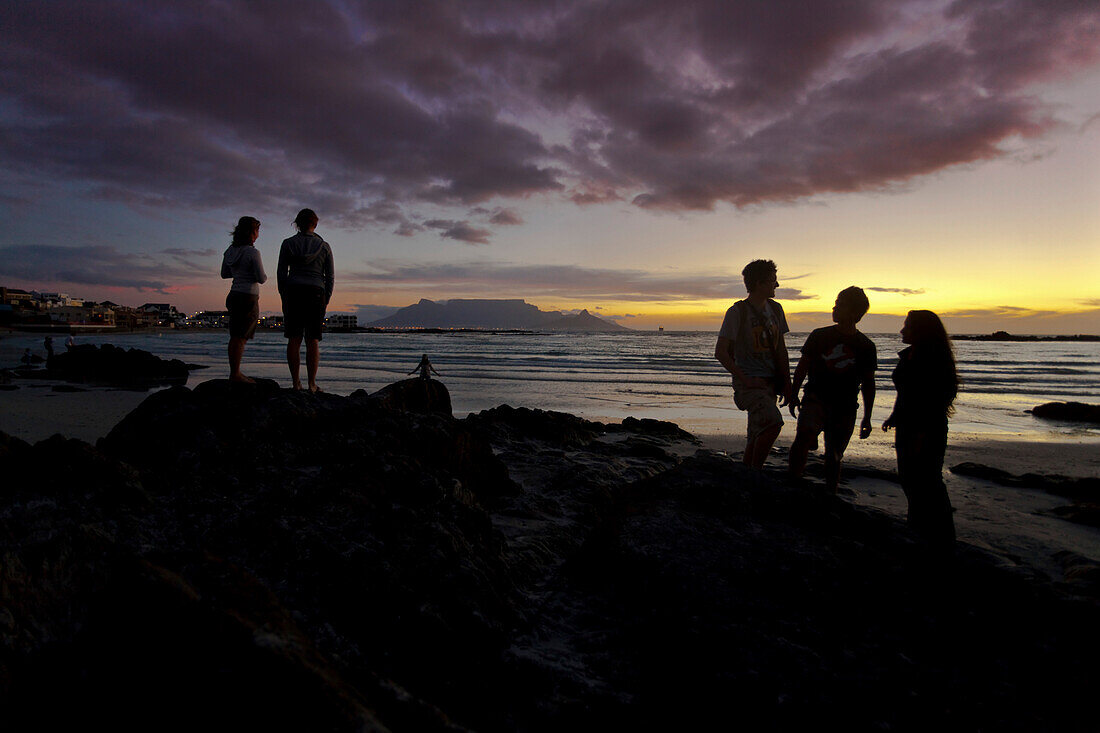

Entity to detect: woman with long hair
[220,216,267,382]
[882,310,960,542]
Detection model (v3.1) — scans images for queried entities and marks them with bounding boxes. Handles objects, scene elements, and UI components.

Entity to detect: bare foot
[309,383,323,393]
[230,374,255,384]
[292,381,304,390]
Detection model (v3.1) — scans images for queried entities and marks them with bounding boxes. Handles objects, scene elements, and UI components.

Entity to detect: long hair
[906,309,960,411]
[293,208,319,232]
[231,216,260,247]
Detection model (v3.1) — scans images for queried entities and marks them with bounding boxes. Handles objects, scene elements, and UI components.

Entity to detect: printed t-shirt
[718,299,790,378]
[801,325,877,409]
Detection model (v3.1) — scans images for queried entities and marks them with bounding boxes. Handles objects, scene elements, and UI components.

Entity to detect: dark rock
[1047,503,1100,528]
[2,384,1099,730]
[0,385,18,391]
[615,416,698,442]
[1029,401,1100,424]
[950,461,1100,501]
[355,377,452,417]
[18,343,195,388]
[51,384,88,392]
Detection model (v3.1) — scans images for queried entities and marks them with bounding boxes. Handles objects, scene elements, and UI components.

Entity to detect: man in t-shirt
[714,259,792,469]
[787,286,877,493]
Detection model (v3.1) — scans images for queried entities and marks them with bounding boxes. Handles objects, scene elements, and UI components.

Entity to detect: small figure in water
[65,333,75,351]
[408,354,440,380]
[43,336,55,366]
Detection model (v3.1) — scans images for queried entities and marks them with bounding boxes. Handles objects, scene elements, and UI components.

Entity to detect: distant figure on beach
[278,208,334,392]
[882,310,960,543]
[221,215,267,383]
[787,287,877,493]
[408,354,440,380]
[715,259,792,468]
[65,333,74,350]
[21,348,33,366]
[43,336,55,367]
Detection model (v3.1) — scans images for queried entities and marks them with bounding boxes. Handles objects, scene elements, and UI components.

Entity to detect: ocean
[4,329,1098,444]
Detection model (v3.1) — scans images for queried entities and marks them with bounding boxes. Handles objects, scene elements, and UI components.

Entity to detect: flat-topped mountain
[367,298,628,331]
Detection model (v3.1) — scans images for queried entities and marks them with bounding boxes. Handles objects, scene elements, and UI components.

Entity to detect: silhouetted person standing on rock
[408,354,439,380]
[883,310,959,543]
[787,287,877,493]
[715,259,792,468]
[278,208,334,393]
[221,216,267,383]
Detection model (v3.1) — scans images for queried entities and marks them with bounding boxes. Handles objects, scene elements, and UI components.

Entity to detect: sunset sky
[1,1,1098,333]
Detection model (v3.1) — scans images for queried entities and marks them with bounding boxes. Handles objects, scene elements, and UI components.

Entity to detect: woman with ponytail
[220,216,267,382]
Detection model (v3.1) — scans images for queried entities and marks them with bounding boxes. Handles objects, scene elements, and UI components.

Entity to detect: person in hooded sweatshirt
[277,208,334,392]
[221,216,267,383]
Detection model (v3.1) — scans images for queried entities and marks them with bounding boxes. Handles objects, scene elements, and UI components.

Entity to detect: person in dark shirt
[882,309,960,543]
[788,287,877,493]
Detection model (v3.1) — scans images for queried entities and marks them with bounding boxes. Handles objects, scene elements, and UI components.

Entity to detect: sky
[1,0,1098,333]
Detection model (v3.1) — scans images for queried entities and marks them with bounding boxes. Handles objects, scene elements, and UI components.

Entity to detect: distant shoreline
[3,325,1098,339]
[950,333,1100,342]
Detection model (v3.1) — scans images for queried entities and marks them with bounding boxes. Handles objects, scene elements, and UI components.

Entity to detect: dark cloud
[0,245,213,293]
[867,286,925,295]
[1080,299,1100,307]
[342,260,813,302]
[1,0,1096,230]
[424,220,493,245]
[164,247,219,258]
[489,208,523,225]
[939,305,1063,318]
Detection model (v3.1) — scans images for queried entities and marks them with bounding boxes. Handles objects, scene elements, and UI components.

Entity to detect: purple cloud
[424,220,493,245]
[1,0,1096,230]
[489,208,524,225]
[341,260,814,302]
[0,244,214,293]
[867,286,925,295]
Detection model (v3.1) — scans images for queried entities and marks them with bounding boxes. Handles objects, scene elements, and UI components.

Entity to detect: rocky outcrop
[1029,401,1100,424]
[16,343,201,388]
[951,461,1100,529]
[2,381,1099,730]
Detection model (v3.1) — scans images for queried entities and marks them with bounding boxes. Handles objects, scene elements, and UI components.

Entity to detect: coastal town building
[139,303,184,327]
[188,311,230,328]
[325,314,358,329]
[49,304,116,327]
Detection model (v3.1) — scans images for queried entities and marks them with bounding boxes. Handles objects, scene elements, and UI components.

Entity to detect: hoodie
[277,232,334,303]
[221,245,267,295]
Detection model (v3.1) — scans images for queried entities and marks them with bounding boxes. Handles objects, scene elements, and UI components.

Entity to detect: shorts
[282,285,326,341]
[796,392,856,459]
[225,291,259,340]
[732,375,783,442]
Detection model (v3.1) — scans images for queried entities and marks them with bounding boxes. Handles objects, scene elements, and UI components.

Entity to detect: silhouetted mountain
[542,309,628,332]
[367,299,628,331]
